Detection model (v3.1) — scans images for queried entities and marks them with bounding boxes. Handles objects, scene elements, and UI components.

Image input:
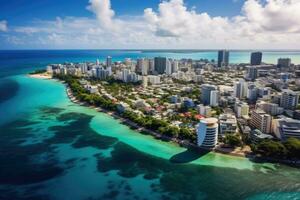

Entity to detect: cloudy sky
[1,0,300,49]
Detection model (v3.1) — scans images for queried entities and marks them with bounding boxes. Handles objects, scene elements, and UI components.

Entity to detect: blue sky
[1,0,245,23]
[0,0,299,49]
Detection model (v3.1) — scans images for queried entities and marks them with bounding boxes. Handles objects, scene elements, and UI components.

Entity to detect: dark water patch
[96,143,163,179]
[101,190,120,199]
[0,78,19,104]
[39,106,65,119]
[46,111,118,149]
[170,148,209,163]
[95,141,300,200]
[0,187,50,200]
[0,119,65,185]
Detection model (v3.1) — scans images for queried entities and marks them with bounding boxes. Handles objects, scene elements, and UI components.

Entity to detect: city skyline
[1,0,300,49]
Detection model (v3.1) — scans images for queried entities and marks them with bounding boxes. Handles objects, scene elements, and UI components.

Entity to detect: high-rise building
[278,58,291,68]
[149,59,155,74]
[201,84,217,105]
[280,89,299,110]
[142,59,149,75]
[247,83,258,102]
[154,57,167,74]
[246,66,258,81]
[218,50,229,68]
[106,56,112,67]
[171,60,179,73]
[250,52,262,65]
[250,109,272,134]
[121,69,130,82]
[210,90,219,107]
[165,59,172,75]
[234,79,248,99]
[197,118,219,148]
[96,67,109,80]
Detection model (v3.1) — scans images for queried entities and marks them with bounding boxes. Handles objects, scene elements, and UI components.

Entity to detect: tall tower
[250,52,262,65]
[154,57,167,74]
[218,50,229,68]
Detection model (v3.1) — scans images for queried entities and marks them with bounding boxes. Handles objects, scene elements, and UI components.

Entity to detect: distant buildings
[277,58,291,69]
[218,50,229,68]
[106,56,112,67]
[280,90,299,110]
[197,118,219,148]
[147,75,161,85]
[250,109,272,134]
[154,57,167,74]
[250,52,262,65]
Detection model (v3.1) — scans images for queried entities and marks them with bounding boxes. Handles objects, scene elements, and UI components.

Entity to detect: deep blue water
[0,50,300,200]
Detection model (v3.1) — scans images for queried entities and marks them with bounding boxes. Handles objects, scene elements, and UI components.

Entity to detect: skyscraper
[218,50,229,68]
[165,59,172,75]
[210,90,219,107]
[106,56,112,67]
[154,57,167,74]
[250,52,262,65]
[201,84,217,105]
[246,66,258,81]
[233,79,248,99]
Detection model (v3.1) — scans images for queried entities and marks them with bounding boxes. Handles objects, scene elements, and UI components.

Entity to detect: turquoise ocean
[0,50,299,200]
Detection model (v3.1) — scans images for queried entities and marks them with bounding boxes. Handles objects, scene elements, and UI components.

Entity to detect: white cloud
[2,0,300,49]
[86,0,121,32]
[242,0,300,33]
[0,20,8,32]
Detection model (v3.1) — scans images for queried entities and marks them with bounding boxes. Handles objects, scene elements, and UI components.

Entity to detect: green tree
[224,134,242,147]
[256,140,287,158]
[284,137,300,159]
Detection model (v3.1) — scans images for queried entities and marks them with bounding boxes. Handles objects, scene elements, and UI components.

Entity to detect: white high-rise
[197,118,219,148]
[172,60,179,73]
[165,59,172,75]
[210,90,219,107]
[234,79,248,99]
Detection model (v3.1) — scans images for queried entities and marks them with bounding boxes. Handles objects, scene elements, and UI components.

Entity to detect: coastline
[62,78,250,158]
[28,73,52,79]
[28,74,300,167]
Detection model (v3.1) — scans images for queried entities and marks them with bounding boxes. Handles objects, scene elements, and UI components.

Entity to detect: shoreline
[64,84,300,167]
[29,74,300,167]
[63,80,250,158]
[28,73,52,79]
